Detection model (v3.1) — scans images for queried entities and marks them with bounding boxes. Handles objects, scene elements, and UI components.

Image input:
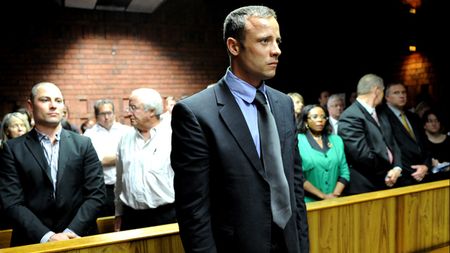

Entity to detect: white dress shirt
[115,123,174,216]
[84,122,130,185]
[329,116,339,135]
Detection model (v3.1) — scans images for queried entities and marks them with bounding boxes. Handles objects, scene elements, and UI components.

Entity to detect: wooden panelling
[306,179,449,253]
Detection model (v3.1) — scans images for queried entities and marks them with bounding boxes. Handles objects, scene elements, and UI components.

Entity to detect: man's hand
[411,165,428,182]
[385,168,402,187]
[114,216,122,232]
[49,233,73,242]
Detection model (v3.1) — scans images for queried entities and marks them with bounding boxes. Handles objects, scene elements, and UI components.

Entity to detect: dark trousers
[121,203,176,231]
[270,223,288,253]
[99,184,115,217]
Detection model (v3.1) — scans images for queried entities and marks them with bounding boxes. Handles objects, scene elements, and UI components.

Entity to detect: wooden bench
[0,230,11,250]
[0,179,448,252]
[96,215,115,234]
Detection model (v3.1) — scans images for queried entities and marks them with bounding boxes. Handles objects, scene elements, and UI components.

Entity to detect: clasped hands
[385,164,428,187]
[49,232,79,242]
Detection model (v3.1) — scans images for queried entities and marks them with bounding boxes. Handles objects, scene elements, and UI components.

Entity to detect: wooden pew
[0,179,448,253]
[0,223,183,253]
[0,216,116,249]
[306,179,449,253]
[0,230,11,249]
[96,215,115,234]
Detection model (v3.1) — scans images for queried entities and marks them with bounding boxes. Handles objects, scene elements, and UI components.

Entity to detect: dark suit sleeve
[67,137,106,235]
[0,142,51,242]
[293,135,310,252]
[338,111,383,173]
[170,102,217,253]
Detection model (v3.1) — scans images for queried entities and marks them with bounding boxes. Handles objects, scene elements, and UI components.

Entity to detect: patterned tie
[400,112,415,140]
[253,90,292,229]
[372,111,394,164]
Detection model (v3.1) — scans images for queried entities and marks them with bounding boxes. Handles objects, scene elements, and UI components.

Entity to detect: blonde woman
[1,112,31,148]
[287,92,304,126]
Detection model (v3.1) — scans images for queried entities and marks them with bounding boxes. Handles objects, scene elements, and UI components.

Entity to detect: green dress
[298,133,350,202]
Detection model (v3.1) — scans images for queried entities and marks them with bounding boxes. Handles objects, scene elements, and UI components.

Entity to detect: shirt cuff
[393,166,403,176]
[41,231,55,243]
[337,177,349,186]
[63,228,79,237]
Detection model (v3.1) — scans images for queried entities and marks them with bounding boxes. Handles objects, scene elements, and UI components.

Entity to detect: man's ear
[226,37,240,56]
[27,99,33,112]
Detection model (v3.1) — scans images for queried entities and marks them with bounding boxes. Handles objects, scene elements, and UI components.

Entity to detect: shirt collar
[134,122,164,140]
[387,103,403,117]
[35,127,62,142]
[225,67,267,104]
[357,98,376,115]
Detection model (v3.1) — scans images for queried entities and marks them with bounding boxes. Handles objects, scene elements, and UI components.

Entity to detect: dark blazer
[338,101,403,193]
[381,104,431,184]
[0,128,106,246]
[171,78,309,253]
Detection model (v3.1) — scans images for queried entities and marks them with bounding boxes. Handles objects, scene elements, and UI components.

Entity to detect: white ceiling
[63,0,166,13]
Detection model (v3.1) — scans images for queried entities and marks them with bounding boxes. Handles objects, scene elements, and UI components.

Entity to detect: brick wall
[0,1,228,128]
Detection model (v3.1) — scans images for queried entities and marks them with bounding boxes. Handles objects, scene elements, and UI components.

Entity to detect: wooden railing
[306,179,449,253]
[0,223,183,253]
[0,179,448,253]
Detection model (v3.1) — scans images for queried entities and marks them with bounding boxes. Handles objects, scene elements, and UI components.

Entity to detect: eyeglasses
[308,115,328,121]
[126,105,140,113]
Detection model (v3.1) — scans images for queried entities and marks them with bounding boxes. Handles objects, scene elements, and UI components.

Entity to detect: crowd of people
[0,4,448,253]
[289,74,449,201]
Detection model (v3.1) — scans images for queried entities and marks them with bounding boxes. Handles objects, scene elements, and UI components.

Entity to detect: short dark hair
[297,104,332,135]
[223,6,276,45]
[94,99,115,116]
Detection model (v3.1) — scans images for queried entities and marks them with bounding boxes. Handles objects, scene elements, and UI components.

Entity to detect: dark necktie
[254,90,292,229]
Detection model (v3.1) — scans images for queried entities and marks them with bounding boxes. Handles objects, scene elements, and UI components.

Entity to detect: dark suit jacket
[381,104,431,184]
[338,101,403,193]
[0,128,106,246]
[171,78,309,253]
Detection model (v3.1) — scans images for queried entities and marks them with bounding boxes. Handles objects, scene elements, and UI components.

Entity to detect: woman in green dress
[297,104,350,202]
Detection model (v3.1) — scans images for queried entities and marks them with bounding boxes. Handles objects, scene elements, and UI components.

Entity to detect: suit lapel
[354,102,391,161]
[57,129,70,185]
[24,129,53,184]
[215,81,266,180]
[355,101,381,130]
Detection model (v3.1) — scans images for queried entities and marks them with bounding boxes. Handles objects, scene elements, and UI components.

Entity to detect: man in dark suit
[381,82,430,184]
[170,6,309,253]
[0,82,106,246]
[338,74,405,194]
